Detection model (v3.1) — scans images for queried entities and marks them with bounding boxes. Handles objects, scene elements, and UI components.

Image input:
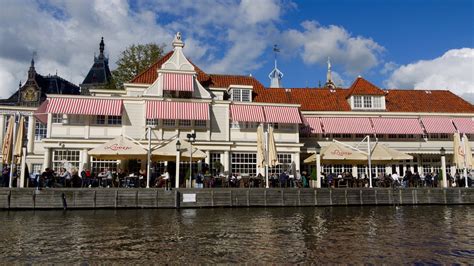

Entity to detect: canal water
[0,206,472,264]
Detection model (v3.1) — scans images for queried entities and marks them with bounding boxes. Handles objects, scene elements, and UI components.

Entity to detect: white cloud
[280,21,384,75]
[385,48,474,102]
[0,0,385,99]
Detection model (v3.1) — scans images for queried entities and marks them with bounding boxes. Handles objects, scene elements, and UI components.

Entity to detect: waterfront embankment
[0,187,472,210]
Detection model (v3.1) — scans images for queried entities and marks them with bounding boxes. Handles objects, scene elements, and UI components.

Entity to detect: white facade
[0,33,473,181]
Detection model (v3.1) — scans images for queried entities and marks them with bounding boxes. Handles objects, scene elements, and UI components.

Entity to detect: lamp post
[175,140,181,189]
[187,133,196,188]
[440,147,447,188]
[315,143,321,188]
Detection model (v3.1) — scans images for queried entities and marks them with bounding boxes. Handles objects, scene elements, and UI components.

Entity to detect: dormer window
[354,96,362,108]
[351,95,385,110]
[229,85,253,102]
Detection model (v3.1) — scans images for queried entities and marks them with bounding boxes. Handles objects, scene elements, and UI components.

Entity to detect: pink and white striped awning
[162,73,194,92]
[320,117,373,134]
[421,117,456,133]
[371,117,424,135]
[47,98,123,116]
[301,116,323,134]
[146,101,209,120]
[263,106,302,124]
[230,105,265,122]
[452,118,474,134]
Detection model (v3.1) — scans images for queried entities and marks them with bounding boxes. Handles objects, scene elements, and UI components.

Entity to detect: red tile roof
[346,77,385,97]
[385,90,474,113]
[130,51,210,84]
[288,88,352,111]
[128,54,473,114]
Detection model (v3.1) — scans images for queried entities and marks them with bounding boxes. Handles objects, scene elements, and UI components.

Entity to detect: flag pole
[9,113,18,188]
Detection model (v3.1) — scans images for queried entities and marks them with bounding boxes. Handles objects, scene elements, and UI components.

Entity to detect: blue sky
[0,0,473,102]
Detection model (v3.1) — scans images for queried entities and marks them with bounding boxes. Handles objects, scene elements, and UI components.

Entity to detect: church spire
[324,56,336,88]
[268,44,283,88]
[99,37,105,59]
[28,55,36,80]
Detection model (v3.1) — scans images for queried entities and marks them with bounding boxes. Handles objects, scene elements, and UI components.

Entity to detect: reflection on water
[0,206,473,264]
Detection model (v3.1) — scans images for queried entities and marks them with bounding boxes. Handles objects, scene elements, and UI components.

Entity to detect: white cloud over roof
[385,48,474,103]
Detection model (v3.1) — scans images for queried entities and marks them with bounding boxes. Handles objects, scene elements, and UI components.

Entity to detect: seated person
[155,169,170,188]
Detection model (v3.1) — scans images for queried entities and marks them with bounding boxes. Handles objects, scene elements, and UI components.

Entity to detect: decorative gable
[143,32,211,99]
[347,76,386,111]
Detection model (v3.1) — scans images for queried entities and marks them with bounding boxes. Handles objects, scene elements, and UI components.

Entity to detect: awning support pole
[146,127,151,188]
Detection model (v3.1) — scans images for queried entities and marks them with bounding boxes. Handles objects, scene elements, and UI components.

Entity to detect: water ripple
[0,206,473,264]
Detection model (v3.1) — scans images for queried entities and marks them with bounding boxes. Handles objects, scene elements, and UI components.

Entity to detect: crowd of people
[320,170,473,188]
[1,164,472,189]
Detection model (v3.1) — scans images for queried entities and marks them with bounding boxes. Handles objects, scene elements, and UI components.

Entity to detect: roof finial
[325,56,336,89]
[19,81,22,88]
[99,37,105,57]
[326,57,332,82]
[269,44,283,88]
[172,32,184,49]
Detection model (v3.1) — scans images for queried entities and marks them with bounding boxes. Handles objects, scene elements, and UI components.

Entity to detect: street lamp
[440,147,447,188]
[175,140,181,189]
[187,133,196,188]
[315,143,321,188]
[176,140,181,151]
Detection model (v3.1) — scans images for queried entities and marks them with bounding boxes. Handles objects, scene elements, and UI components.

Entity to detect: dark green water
[0,206,472,264]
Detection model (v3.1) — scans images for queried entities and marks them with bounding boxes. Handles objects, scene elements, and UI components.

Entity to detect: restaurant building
[1,32,473,183]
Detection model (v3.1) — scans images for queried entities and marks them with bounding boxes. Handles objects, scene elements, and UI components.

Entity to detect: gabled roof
[130,51,210,85]
[385,89,474,113]
[346,77,385,97]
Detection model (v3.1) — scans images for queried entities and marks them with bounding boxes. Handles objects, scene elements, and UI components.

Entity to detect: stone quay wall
[0,188,472,210]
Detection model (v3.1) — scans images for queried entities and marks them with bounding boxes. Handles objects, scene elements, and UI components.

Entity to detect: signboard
[183,193,196,203]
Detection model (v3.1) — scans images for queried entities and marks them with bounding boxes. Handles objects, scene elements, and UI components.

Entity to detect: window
[278,124,295,131]
[68,114,84,125]
[354,96,362,108]
[357,165,367,178]
[231,122,257,129]
[231,153,256,176]
[163,119,176,127]
[363,96,372,108]
[32,164,42,175]
[210,152,222,175]
[440,133,449,139]
[388,134,397,139]
[373,97,382,108]
[230,121,240,129]
[241,89,251,102]
[195,120,207,128]
[52,149,80,172]
[179,120,191,127]
[355,134,365,139]
[146,119,159,127]
[429,133,439,139]
[35,120,47,141]
[231,89,252,102]
[332,134,341,139]
[95,115,106,125]
[52,114,63,123]
[91,158,118,174]
[107,115,122,125]
[268,153,292,175]
[342,134,352,139]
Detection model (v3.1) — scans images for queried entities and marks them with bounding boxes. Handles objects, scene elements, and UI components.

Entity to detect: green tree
[112,43,165,88]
